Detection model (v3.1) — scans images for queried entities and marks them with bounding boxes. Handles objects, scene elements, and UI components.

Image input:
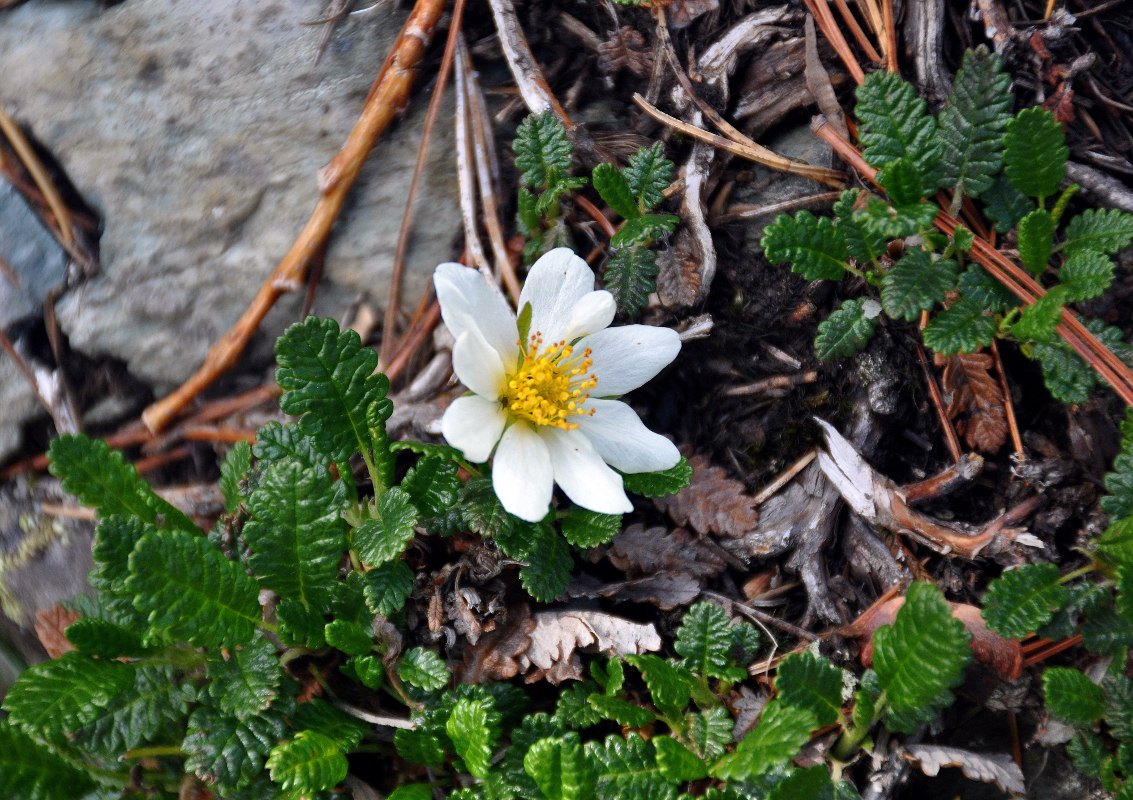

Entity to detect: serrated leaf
[519,525,573,602]
[589,733,675,800]
[1062,207,1133,256]
[588,694,655,728]
[1082,604,1133,656]
[90,515,151,595]
[1067,731,1110,779]
[448,698,500,780]
[128,529,262,647]
[345,653,385,689]
[625,654,693,719]
[683,707,733,760]
[873,582,972,732]
[0,718,93,800]
[1044,666,1104,726]
[47,433,197,533]
[655,735,708,782]
[275,316,391,463]
[184,706,286,792]
[815,298,879,361]
[325,619,373,656]
[1059,250,1115,302]
[625,142,673,209]
[293,699,367,752]
[3,651,134,739]
[356,487,418,566]
[401,456,459,518]
[982,563,1069,639]
[555,682,604,729]
[64,616,145,657]
[856,195,938,239]
[204,634,281,721]
[952,225,975,252]
[621,456,693,497]
[362,559,415,616]
[834,190,887,265]
[768,765,836,800]
[74,664,195,759]
[611,214,678,248]
[939,46,1012,199]
[515,112,575,189]
[854,70,941,194]
[525,733,597,800]
[1033,337,1095,403]
[1011,286,1066,343]
[881,250,957,321]
[268,730,348,795]
[395,725,446,766]
[593,163,640,220]
[1103,674,1133,740]
[399,647,449,691]
[1018,208,1055,276]
[674,601,738,681]
[603,245,659,316]
[716,699,817,780]
[923,296,997,355]
[983,174,1036,233]
[775,651,845,727]
[390,439,466,461]
[561,507,622,548]
[957,264,1018,313]
[762,211,847,281]
[219,440,252,512]
[253,420,331,469]
[277,596,327,648]
[245,459,346,609]
[877,156,928,205]
[388,785,435,800]
[1003,107,1068,200]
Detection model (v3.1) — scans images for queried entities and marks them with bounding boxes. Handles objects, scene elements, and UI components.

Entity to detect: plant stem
[124,744,186,760]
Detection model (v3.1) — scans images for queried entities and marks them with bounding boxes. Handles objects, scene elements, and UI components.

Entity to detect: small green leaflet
[219,440,252,512]
[761,211,847,281]
[587,733,675,800]
[880,250,957,321]
[982,174,1035,232]
[1003,107,1067,200]
[815,298,879,361]
[363,559,416,616]
[1011,287,1065,344]
[520,524,574,602]
[184,706,287,792]
[399,647,450,691]
[205,633,282,720]
[64,616,145,658]
[356,487,419,566]
[938,45,1012,200]
[3,652,135,738]
[1059,250,1115,302]
[774,651,845,728]
[674,601,745,682]
[854,70,942,194]
[402,456,460,517]
[525,733,597,800]
[625,654,693,719]
[268,730,349,796]
[922,296,997,355]
[593,163,639,220]
[603,246,659,316]
[982,563,1069,639]
[448,698,501,780]
[325,619,374,657]
[621,456,693,497]
[514,111,575,189]
[0,719,93,800]
[588,694,654,728]
[561,507,622,548]
[625,142,674,210]
[1043,667,1105,726]
[715,698,817,780]
[1017,208,1055,277]
[654,735,708,782]
[1062,207,1133,256]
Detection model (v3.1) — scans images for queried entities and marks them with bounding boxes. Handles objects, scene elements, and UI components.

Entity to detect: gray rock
[0,0,459,395]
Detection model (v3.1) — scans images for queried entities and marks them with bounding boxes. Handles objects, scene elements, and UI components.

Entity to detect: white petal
[581,325,681,397]
[441,395,506,463]
[451,329,506,399]
[434,263,519,362]
[541,427,633,515]
[519,248,596,345]
[562,291,616,342]
[576,399,680,473]
[493,423,554,522]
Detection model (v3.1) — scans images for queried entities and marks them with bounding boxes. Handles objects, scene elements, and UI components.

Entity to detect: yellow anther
[503,333,597,430]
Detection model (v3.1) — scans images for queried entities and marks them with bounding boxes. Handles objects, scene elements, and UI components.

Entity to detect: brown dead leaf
[596,26,653,77]
[938,352,1007,454]
[903,744,1025,795]
[609,523,726,579]
[566,572,702,610]
[655,229,706,309]
[653,455,759,537]
[34,604,79,659]
[666,0,719,29]
[459,604,536,684]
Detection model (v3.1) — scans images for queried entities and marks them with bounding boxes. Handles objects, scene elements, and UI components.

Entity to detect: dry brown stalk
[829,0,881,64]
[916,344,963,462]
[142,0,446,434]
[802,0,865,84]
[990,339,1024,455]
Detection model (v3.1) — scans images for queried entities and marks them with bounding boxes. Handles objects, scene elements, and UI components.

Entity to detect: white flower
[434,248,681,522]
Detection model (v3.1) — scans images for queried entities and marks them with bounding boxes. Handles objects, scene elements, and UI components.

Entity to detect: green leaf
[555,682,604,729]
[3,651,134,739]
[854,70,941,193]
[675,601,743,681]
[64,616,145,658]
[520,525,573,602]
[399,647,449,691]
[128,528,262,648]
[952,225,975,252]
[881,250,957,321]
[277,597,327,648]
[655,735,708,782]
[762,211,847,281]
[90,514,150,594]
[610,213,678,248]
[588,694,655,728]
[1011,286,1066,343]
[775,651,845,727]
[388,786,435,800]
[682,707,733,760]
[515,111,575,189]
[205,633,281,720]
[982,174,1035,233]
[395,725,447,766]
[275,315,391,463]
[1003,106,1067,200]
[939,46,1012,199]
[592,655,625,695]
[593,163,640,220]
[402,456,460,518]
[716,699,817,780]
[362,559,415,616]
[293,699,367,751]
[877,156,928,205]
[219,440,252,512]
[856,195,938,239]
[1103,674,1133,740]
[245,459,346,609]
[1067,731,1111,779]
[603,245,659,316]
[982,563,1070,639]
[253,420,330,469]
[325,619,373,656]
[1033,337,1096,403]
[922,296,997,355]
[76,664,195,759]
[588,733,675,800]
[768,766,836,800]
[1060,250,1115,302]
[1082,603,1133,656]
[448,697,501,780]
[184,705,286,792]
[344,654,385,690]
[526,733,598,800]
[1044,666,1104,726]
[1018,208,1055,276]
[356,487,419,566]
[833,190,887,265]
[268,730,348,795]
[625,142,673,209]
[1062,207,1133,256]
[1101,516,1133,567]
[872,582,972,732]
[957,264,1019,313]
[562,507,622,548]
[621,456,693,497]
[815,298,879,361]
[625,654,693,719]
[47,433,198,534]
[0,718,93,800]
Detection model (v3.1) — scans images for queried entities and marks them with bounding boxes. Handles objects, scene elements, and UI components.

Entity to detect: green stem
[830,692,886,762]
[1059,564,1097,584]
[124,744,186,760]
[258,618,279,635]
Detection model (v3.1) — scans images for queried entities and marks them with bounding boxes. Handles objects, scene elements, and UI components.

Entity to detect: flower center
[504,332,597,430]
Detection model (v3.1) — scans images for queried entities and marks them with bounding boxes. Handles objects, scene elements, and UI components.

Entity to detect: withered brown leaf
[35,604,79,659]
[596,26,653,77]
[938,352,1008,454]
[903,744,1025,794]
[653,455,759,537]
[609,523,726,578]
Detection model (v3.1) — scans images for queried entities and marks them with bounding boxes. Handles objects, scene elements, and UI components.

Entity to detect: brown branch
[142,0,447,433]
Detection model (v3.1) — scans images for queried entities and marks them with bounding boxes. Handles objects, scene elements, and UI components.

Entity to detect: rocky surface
[0,0,459,458]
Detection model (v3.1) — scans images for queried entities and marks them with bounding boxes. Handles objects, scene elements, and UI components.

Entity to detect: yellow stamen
[503,332,597,430]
